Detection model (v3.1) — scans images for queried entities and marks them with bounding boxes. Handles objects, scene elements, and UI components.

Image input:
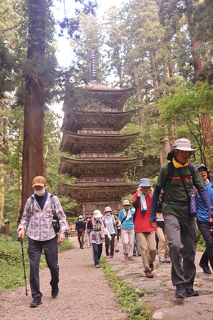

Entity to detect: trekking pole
[20,235,28,296]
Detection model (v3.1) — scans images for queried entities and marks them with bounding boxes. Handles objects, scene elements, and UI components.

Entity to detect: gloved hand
[108,234,112,240]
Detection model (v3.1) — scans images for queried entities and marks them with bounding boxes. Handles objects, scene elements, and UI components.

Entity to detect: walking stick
[20,235,28,296]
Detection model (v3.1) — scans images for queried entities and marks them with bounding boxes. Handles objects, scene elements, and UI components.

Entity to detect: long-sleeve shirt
[17,192,69,241]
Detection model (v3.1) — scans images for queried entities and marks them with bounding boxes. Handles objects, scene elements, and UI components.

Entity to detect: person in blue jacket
[195,163,213,274]
[119,200,135,260]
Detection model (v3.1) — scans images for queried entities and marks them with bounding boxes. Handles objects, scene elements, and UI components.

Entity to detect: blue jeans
[92,243,103,266]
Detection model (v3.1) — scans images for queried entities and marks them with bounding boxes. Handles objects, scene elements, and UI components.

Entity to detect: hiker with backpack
[132,178,157,278]
[150,138,213,299]
[87,209,111,268]
[119,200,135,260]
[17,176,69,308]
[75,215,86,249]
[103,206,116,258]
[195,163,213,275]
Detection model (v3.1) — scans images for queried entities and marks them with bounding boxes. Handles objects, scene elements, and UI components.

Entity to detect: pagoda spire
[90,44,99,83]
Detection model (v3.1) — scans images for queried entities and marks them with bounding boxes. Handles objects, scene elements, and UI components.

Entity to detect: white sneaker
[159,258,166,263]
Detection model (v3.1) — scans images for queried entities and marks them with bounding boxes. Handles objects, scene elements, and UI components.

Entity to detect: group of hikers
[17,137,213,308]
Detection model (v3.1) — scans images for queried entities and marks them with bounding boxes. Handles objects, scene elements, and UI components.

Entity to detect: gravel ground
[0,237,127,320]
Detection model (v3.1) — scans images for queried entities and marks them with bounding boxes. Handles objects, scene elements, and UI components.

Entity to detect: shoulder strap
[188,162,194,178]
[50,194,56,215]
[163,162,174,194]
[177,168,191,202]
[30,197,34,216]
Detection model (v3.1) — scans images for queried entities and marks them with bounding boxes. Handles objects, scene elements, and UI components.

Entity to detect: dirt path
[0,237,127,320]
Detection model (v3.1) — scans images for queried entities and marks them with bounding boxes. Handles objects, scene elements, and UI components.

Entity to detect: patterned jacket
[17,192,69,241]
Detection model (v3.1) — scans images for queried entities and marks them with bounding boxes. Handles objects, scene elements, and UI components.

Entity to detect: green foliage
[100,257,151,319]
[58,238,74,252]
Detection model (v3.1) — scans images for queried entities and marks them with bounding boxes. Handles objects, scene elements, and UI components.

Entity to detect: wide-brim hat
[122,200,131,206]
[104,206,112,213]
[93,210,103,219]
[170,138,195,154]
[32,176,46,188]
[138,178,151,187]
[196,163,210,173]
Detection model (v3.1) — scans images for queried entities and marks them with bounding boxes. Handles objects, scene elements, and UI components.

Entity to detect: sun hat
[196,163,210,172]
[79,215,83,219]
[170,138,195,154]
[93,210,103,219]
[104,206,112,213]
[138,178,151,187]
[32,176,46,187]
[122,200,131,206]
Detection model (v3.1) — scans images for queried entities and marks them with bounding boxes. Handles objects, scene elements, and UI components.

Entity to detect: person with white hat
[118,200,135,260]
[17,176,69,307]
[103,206,116,258]
[195,163,213,274]
[132,178,157,278]
[150,138,213,299]
[75,215,86,249]
[87,210,110,268]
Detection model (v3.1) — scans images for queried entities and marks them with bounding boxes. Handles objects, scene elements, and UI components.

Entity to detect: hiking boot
[51,284,59,299]
[95,264,100,268]
[175,284,186,299]
[110,254,113,258]
[115,249,119,252]
[165,255,171,263]
[159,258,166,263]
[150,263,154,271]
[145,271,153,278]
[30,298,42,308]
[185,288,199,297]
[133,252,136,257]
[128,257,134,260]
[106,252,109,256]
[199,262,212,274]
[124,254,128,259]
[138,253,141,256]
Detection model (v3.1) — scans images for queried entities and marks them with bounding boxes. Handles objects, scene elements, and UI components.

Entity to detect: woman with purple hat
[195,163,213,274]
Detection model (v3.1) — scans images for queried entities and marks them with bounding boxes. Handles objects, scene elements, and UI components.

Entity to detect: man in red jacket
[132,178,157,278]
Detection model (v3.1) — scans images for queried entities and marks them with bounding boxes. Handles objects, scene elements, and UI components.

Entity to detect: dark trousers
[28,236,59,299]
[92,243,102,266]
[164,214,196,289]
[78,231,85,248]
[197,219,213,269]
[105,234,115,256]
[117,229,121,241]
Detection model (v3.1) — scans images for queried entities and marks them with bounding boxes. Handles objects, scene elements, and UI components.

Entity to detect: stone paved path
[0,237,126,320]
[107,240,213,319]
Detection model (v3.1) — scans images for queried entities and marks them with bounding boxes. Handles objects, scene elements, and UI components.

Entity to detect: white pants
[121,228,134,258]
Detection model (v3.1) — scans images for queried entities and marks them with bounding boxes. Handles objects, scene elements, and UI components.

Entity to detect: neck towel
[123,208,131,221]
[140,192,147,212]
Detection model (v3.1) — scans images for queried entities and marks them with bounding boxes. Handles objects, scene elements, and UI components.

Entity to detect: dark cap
[196,163,210,172]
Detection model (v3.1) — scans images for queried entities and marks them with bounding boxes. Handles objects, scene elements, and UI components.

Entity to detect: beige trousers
[136,231,156,272]
[156,227,169,259]
[121,228,134,258]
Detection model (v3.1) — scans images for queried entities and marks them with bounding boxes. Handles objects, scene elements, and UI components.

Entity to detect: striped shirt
[17,192,69,241]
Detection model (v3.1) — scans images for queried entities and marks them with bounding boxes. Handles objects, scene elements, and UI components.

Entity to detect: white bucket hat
[104,206,112,213]
[78,215,83,219]
[93,210,103,219]
[170,138,195,154]
[122,199,131,206]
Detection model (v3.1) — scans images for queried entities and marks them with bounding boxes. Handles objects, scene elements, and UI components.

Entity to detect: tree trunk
[0,102,4,224]
[133,67,143,128]
[18,0,46,221]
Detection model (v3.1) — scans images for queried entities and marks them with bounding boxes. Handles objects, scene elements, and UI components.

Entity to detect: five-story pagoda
[58,46,142,215]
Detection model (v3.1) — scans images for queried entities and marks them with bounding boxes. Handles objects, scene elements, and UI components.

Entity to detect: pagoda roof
[58,156,142,178]
[62,109,137,132]
[60,131,140,154]
[58,181,139,202]
[81,84,132,110]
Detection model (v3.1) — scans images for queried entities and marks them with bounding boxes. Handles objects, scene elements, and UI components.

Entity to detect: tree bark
[0,104,4,224]
[133,67,143,128]
[19,0,46,221]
